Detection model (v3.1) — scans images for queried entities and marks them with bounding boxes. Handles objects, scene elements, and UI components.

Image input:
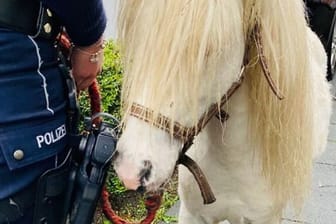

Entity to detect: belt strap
[0,0,60,39]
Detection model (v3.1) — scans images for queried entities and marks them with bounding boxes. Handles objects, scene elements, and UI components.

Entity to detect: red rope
[88,80,102,125]
[139,194,162,224]
[59,32,162,224]
[101,185,162,224]
[101,186,128,224]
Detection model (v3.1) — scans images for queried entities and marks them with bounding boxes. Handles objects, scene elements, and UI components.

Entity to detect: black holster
[68,119,118,224]
[33,151,72,224]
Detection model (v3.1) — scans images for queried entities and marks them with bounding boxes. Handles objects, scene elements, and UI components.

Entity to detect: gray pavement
[161,83,336,224]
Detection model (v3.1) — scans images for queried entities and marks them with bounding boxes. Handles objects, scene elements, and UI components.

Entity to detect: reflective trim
[27,36,54,115]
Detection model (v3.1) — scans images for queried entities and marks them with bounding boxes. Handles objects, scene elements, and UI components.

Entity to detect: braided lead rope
[101,186,162,224]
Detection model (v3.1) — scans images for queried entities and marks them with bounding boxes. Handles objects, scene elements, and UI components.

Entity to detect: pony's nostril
[139,160,152,185]
[136,185,146,194]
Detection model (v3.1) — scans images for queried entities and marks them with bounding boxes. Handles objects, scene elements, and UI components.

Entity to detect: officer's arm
[42,0,107,90]
[41,0,106,46]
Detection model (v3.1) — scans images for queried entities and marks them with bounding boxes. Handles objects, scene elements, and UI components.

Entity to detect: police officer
[0,0,106,223]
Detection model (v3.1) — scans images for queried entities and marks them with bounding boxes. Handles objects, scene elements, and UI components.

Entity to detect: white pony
[113,0,332,223]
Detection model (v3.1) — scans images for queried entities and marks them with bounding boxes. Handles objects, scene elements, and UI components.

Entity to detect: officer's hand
[71,37,105,91]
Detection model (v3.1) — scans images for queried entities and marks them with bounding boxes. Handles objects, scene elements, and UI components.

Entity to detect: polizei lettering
[36,124,66,148]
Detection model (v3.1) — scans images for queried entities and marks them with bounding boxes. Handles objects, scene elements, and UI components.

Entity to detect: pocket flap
[0,119,67,170]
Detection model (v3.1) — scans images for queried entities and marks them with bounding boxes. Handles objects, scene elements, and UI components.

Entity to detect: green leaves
[98,41,123,119]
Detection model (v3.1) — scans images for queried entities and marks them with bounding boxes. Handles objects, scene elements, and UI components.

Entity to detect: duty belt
[0,0,60,39]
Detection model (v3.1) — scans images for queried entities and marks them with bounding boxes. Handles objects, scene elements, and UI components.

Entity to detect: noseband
[128,25,283,205]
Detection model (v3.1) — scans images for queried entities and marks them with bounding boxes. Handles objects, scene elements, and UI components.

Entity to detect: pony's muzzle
[113,151,144,190]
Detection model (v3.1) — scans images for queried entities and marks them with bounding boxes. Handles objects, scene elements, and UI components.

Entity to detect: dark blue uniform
[0,30,68,198]
[0,0,106,223]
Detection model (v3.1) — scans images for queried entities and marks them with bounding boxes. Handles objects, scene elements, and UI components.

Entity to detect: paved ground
[161,82,336,224]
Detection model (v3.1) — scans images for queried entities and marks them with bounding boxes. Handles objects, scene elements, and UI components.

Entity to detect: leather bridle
[128,25,283,205]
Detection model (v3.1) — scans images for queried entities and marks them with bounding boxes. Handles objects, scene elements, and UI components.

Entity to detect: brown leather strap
[130,103,193,142]
[130,71,245,144]
[178,154,216,204]
[253,25,285,100]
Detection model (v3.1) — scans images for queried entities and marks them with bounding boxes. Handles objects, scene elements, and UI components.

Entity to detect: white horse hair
[113,0,332,223]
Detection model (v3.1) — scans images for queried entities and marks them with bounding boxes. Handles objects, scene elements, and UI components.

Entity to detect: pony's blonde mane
[244,0,312,208]
[119,0,313,209]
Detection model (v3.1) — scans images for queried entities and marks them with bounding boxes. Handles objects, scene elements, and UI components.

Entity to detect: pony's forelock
[118,0,243,127]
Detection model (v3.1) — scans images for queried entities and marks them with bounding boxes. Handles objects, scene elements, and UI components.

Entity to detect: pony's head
[114,0,315,209]
[113,0,245,192]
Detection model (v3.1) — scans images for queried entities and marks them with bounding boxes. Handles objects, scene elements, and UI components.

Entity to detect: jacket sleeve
[42,0,107,46]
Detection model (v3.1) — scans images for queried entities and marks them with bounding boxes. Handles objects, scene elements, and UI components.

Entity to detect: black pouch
[33,151,72,224]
